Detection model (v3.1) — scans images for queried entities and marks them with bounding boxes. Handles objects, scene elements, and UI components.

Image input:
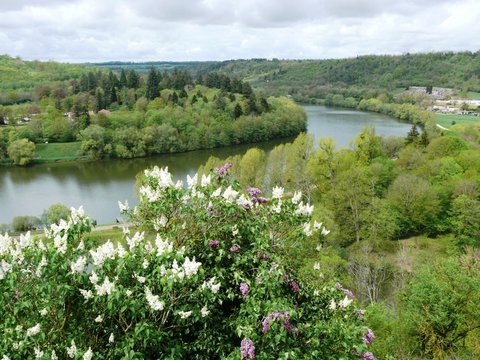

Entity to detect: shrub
[0,166,374,359]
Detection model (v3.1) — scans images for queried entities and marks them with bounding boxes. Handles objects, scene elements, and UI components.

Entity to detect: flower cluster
[335,282,356,299]
[262,311,298,334]
[215,162,233,177]
[240,338,255,360]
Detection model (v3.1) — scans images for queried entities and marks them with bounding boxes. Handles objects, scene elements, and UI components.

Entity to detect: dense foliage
[0,166,375,359]
[0,57,306,165]
[197,121,480,358]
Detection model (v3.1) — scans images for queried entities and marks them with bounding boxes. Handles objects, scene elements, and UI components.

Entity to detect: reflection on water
[0,105,411,224]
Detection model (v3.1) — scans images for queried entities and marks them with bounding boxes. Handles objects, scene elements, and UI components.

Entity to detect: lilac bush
[0,164,374,359]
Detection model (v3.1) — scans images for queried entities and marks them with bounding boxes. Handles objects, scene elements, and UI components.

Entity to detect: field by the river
[436,113,480,128]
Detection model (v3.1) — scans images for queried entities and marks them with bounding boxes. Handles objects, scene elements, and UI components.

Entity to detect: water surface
[0,105,411,225]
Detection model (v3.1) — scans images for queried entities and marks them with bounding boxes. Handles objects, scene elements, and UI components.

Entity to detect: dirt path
[436,123,450,131]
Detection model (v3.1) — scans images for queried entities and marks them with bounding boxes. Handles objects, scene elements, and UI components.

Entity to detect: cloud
[0,0,478,62]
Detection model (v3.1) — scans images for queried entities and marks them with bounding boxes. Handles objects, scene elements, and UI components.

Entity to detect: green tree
[145,68,160,100]
[233,103,243,119]
[237,148,266,188]
[7,138,36,166]
[451,195,480,247]
[402,255,480,358]
[42,203,71,225]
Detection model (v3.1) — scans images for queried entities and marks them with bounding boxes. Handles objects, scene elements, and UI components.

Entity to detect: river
[0,105,411,225]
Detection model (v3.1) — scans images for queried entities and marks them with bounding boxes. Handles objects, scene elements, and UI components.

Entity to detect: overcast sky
[0,0,479,62]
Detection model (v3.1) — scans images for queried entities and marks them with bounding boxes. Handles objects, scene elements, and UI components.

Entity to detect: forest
[0,56,306,165]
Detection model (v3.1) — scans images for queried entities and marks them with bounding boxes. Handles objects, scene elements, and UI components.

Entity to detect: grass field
[467,91,480,99]
[436,113,480,128]
[35,142,84,162]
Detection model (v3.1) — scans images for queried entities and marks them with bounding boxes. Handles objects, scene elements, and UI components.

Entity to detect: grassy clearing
[436,113,479,128]
[35,142,84,162]
[467,91,480,99]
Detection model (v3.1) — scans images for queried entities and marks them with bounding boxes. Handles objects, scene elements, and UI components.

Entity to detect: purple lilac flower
[240,283,249,296]
[262,318,270,334]
[363,328,375,345]
[247,187,262,196]
[215,162,233,177]
[230,245,240,253]
[335,282,356,299]
[208,240,220,248]
[240,338,255,360]
[356,309,365,319]
[283,321,298,333]
[290,280,299,293]
[257,197,268,203]
[363,352,375,360]
[256,252,270,261]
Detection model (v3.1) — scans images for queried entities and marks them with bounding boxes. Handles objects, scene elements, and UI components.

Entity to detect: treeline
[204,51,480,94]
[197,121,480,358]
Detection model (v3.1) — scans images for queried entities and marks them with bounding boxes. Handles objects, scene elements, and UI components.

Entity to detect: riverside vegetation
[0,55,306,166]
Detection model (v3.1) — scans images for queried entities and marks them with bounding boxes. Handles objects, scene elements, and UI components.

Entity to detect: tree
[451,195,480,247]
[233,103,243,119]
[11,215,41,232]
[402,256,480,358]
[237,148,266,188]
[42,203,71,225]
[119,68,127,88]
[145,68,160,100]
[387,174,440,235]
[7,138,36,166]
[405,124,420,145]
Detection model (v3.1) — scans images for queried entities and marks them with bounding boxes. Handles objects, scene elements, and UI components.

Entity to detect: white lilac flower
[134,273,146,284]
[79,289,93,300]
[313,262,321,271]
[90,240,117,267]
[83,348,93,360]
[292,191,302,204]
[222,186,239,203]
[118,200,129,212]
[202,277,221,294]
[145,287,165,311]
[201,174,211,187]
[35,255,48,277]
[175,180,183,189]
[313,221,323,230]
[94,315,103,323]
[155,235,173,256]
[316,244,322,252]
[0,233,13,256]
[212,187,222,197]
[2,355,11,360]
[125,289,133,297]
[294,202,314,216]
[328,299,337,310]
[70,256,87,274]
[182,257,202,278]
[53,233,68,254]
[139,185,160,202]
[303,223,313,237]
[232,224,239,236]
[187,174,198,189]
[122,226,130,235]
[321,227,331,236]
[77,241,85,250]
[18,231,32,249]
[67,340,77,358]
[153,215,168,230]
[145,166,174,189]
[313,289,320,296]
[34,348,44,358]
[95,277,115,296]
[339,296,353,308]
[89,271,99,285]
[143,259,149,269]
[109,333,114,343]
[271,200,282,214]
[39,308,48,316]
[126,231,145,251]
[51,350,58,360]
[0,260,13,280]
[116,243,127,258]
[26,324,41,336]
[272,186,284,199]
[201,306,210,317]
[236,194,251,207]
[178,310,192,319]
